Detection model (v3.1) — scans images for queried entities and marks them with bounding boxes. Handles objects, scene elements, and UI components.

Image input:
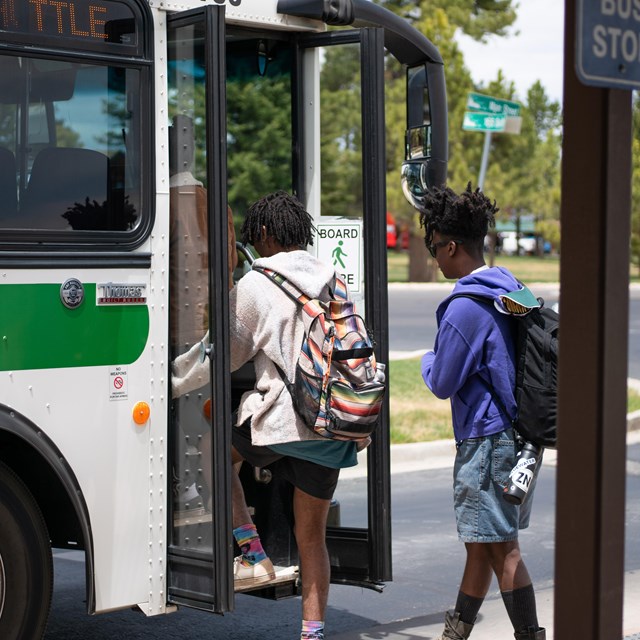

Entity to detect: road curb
[340,412,640,479]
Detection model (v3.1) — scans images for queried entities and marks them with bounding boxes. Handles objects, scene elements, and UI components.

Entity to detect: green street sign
[467,92,521,118]
[462,111,506,132]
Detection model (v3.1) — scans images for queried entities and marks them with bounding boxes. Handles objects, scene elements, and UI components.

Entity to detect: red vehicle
[387,212,398,248]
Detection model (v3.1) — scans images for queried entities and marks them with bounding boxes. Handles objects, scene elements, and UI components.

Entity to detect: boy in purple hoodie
[419,184,545,640]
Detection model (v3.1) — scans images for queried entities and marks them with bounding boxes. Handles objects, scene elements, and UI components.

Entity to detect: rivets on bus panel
[133,401,151,425]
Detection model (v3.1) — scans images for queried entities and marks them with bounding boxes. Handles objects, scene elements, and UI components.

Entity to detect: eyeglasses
[427,238,463,259]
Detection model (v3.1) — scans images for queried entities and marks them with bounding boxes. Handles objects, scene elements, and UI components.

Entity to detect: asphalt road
[45,441,640,639]
[388,283,640,379]
[46,463,558,639]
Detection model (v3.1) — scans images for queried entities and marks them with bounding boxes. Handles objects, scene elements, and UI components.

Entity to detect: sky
[456,0,566,105]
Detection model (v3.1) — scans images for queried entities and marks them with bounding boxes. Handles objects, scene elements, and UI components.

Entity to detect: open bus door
[166,5,235,614]
[165,9,391,608]
[165,0,446,612]
[294,27,393,588]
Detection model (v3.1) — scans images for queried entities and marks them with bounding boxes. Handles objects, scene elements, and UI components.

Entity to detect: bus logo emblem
[60,278,85,309]
[97,282,147,305]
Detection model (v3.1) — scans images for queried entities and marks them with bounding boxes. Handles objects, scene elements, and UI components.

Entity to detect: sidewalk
[336,422,640,639]
[331,568,640,639]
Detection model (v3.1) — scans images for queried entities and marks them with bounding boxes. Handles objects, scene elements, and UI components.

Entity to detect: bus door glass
[225,25,301,595]
[297,28,392,588]
[167,6,234,614]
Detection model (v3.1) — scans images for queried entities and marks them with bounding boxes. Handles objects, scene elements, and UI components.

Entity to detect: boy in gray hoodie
[420,184,545,640]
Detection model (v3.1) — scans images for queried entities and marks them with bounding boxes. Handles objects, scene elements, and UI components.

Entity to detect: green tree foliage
[314,1,520,229]
[379,1,522,221]
[381,0,517,41]
[319,44,363,217]
[373,1,562,273]
[227,76,292,215]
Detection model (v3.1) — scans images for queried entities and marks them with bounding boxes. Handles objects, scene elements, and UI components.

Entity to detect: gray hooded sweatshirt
[229,249,337,446]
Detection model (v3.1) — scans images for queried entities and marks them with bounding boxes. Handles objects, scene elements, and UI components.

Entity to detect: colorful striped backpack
[254,266,386,442]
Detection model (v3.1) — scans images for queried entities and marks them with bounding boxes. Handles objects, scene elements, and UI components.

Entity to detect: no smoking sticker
[109,366,128,401]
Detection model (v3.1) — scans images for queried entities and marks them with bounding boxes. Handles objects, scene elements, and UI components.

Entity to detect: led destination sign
[0,0,137,46]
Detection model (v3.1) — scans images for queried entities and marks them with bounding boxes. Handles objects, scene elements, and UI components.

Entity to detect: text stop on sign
[577,0,640,90]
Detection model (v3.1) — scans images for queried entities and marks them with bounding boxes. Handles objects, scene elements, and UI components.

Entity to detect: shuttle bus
[0,0,447,637]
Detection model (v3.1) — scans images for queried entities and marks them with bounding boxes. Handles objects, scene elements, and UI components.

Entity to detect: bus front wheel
[0,461,53,640]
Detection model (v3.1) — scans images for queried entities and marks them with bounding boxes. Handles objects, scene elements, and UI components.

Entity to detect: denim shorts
[453,428,537,543]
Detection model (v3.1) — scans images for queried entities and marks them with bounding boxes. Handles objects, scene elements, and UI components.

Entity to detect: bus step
[173,508,212,528]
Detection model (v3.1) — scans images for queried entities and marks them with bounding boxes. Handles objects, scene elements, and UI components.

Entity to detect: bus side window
[0,148,17,221]
[20,147,109,230]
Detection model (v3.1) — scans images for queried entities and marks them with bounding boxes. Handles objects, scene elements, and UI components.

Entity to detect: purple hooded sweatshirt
[421,266,519,443]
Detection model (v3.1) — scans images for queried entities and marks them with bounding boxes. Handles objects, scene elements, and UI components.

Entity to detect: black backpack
[450,288,559,448]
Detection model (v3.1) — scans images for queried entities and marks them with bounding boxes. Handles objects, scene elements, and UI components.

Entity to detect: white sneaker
[233,556,276,589]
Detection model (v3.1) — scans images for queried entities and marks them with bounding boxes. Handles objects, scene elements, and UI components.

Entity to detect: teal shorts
[232,420,341,501]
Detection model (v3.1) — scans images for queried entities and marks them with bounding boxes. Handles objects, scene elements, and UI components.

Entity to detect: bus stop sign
[576,0,640,90]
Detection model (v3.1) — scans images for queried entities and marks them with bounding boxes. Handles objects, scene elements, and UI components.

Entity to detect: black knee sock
[501,584,539,632]
[454,590,484,624]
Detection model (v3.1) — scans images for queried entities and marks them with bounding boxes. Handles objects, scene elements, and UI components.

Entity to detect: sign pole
[477,131,492,191]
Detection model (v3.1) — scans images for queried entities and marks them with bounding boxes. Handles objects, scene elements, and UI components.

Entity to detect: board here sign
[577,0,640,90]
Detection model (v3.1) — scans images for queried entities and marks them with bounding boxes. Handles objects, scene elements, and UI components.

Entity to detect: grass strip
[390,358,640,444]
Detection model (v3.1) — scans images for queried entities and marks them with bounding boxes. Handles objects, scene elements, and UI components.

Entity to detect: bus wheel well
[0,426,95,613]
[0,432,84,548]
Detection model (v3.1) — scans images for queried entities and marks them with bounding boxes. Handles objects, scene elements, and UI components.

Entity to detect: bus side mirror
[401,63,447,209]
[401,126,430,210]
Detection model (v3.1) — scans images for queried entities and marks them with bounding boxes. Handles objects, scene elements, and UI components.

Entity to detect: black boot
[514,627,546,640]
[435,611,475,640]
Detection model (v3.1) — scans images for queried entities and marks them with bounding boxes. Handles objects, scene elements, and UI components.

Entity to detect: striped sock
[301,620,324,639]
[232,523,267,566]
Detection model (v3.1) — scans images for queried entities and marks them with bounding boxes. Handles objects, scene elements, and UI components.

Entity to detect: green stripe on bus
[0,283,149,371]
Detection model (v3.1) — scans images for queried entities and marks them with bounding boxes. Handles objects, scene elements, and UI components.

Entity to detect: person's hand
[171,332,210,398]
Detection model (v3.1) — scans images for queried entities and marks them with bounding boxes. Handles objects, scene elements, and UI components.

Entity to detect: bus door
[166,6,235,614]
[166,11,391,610]
[221,24,391,595]
[295,27,392,589]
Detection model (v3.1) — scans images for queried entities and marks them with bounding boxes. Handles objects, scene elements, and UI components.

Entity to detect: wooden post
[555,1,632,638]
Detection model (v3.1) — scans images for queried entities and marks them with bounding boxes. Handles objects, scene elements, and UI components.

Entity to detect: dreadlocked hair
[240,190,315,248]
[418,182,498,253]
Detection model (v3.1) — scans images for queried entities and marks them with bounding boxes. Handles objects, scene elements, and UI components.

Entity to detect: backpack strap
[253,265,347,308]
[253,265,310,305]
[251,264,342,389]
